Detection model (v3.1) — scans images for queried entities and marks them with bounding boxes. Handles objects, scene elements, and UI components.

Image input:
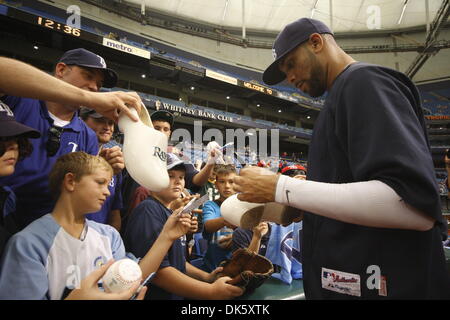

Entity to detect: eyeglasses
[46,126,64,157]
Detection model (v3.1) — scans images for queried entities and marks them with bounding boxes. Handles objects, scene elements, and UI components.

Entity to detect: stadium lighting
[278,109,282,113]
[190,86,195,90]
[141,74,146,78]
[33,45,39,50]
[226,96,230,99]
[256,104,260,107]
[307,115,311,119]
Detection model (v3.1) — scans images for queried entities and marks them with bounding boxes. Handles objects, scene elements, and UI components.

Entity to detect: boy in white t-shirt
[0,151,193,300]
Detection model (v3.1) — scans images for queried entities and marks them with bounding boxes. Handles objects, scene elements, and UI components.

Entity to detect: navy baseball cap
[151,110,174,129]
[79,107,105,119]
[58,48,118,88]
[0,101,40,138]
[263,18,333,85]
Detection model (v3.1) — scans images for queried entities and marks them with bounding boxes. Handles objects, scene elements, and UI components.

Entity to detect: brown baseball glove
[218,248,274,294]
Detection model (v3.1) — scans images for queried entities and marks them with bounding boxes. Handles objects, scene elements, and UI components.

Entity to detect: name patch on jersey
[321,267,361,297]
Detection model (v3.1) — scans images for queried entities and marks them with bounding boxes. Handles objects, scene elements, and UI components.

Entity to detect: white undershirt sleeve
[274,175,434,231]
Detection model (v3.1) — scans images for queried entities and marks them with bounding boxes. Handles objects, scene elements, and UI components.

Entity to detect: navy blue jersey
[121,163,200,220]
[122,196,186,300]
[303,62,450,299]
[0,96,98,229]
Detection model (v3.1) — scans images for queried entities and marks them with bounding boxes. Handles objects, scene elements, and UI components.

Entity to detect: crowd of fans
[1,21,449,299]
[0,49,305,300]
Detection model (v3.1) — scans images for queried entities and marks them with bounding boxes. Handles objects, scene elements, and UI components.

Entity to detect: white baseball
[102,259,142,293]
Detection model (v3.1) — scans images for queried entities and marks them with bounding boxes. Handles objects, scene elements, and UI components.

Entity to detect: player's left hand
[233,167,279,203]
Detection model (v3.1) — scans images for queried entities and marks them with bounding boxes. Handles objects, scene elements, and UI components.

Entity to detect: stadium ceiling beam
[405,0,450,79]
[221,0,229,25]
[310,0,319,19]
[342,39,450,54]
[397,0,409,25]
[82,0,449,54]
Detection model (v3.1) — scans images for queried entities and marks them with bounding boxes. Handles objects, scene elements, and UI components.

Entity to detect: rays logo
[0,101,14,117]
[94,256,106,268]
[272,48,277,60]
[96,54,106,68]
[153,146,167,162]
[109,176,115,188]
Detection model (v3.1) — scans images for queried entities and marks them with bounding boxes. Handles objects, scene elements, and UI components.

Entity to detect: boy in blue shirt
[123,154,243,300]
[202,165,237,272]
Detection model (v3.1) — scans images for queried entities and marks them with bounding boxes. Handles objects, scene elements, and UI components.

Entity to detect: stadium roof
[124,0,445,34]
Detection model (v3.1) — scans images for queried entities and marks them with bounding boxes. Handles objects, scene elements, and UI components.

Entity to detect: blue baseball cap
[58,48,118,88]
[263,18,333,85]
[151,110,174,130]
[0,101,40,138]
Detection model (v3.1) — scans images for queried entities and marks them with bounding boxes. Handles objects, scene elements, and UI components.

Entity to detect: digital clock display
[5,6,103,44]
[37,16,81,37]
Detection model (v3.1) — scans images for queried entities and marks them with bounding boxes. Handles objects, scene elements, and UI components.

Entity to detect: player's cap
[0,101,40,139]
[58,48,118,88]
[263,18,333,85]
[151,110,174,130]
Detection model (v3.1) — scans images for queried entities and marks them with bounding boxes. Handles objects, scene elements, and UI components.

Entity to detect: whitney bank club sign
[152,99,234,123]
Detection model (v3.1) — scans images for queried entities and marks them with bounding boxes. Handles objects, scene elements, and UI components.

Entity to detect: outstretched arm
[0,57,141,122]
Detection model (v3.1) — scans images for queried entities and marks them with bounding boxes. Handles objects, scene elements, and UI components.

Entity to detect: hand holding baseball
[218,234,233,249]
[207,147,225,165]
[65,260,147,300]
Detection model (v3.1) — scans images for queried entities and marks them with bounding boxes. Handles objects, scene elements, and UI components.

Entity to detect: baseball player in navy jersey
[233,18,450,299]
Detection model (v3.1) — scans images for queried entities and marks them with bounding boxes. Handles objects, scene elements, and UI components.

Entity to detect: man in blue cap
[0,49,141,229]
[233,18,450,299]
